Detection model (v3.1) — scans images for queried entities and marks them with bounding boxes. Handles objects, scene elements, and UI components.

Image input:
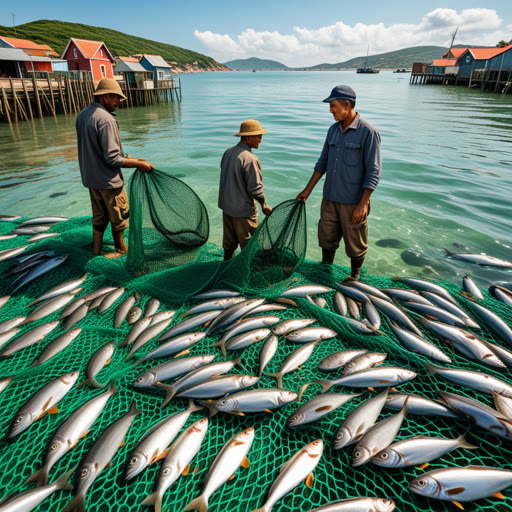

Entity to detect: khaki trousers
[222,213,258,252]
[89,187,129,232]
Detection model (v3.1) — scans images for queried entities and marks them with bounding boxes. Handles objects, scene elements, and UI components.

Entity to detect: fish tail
[197,400,218,417]
[183,495,208,512]
[187,398,204,413]
[154,383,176,408]
[118,338,130,347]
[312,379,334,394]
[233,355,243,367]
[107,380,118,395]
[210,340,227,358]
[24,466,49,487]
[76,378,102,390]
[424,362,438,376]
[444,248,456,256]
[456,434,478,450]
[141,491,163,512]
[61,493,85,512]
[131,357,146,368]
[128,400,143,416]
[264,372,282,389]
[55,467,74,492]
[125,349,136,361]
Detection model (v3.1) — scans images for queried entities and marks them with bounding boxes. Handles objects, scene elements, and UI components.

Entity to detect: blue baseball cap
[323,85,356,103]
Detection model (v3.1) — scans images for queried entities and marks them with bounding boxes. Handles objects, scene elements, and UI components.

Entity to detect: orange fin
[204,320,212,327]
[182,464,190,476]
[492,492,505,500]
[193,466,199,474]
[229,474,236,481]
[367,387,375,392]
[79,430,90,440]
[119,441,125,448]
[391,387,398,392]
[264,409,273,414]
[48,406,59,415]
[107,461,112,468]
[174,349,190,358]
[241,457,250,469]
[452,502,464,510]
[418,463,429,470]
[231,411,245,416]
[306,473,314,488]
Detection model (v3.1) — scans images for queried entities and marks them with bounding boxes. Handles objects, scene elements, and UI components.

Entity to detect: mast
[447,26,458,58]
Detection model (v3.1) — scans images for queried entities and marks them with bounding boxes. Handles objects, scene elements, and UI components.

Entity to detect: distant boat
[252,69,256,72]
[357,46,380,74]
[393,68,409,73]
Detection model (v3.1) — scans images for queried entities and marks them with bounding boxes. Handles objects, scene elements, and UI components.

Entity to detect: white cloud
[194,8,509,67]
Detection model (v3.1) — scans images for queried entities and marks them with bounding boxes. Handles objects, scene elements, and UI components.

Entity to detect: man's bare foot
[103,251,125,259]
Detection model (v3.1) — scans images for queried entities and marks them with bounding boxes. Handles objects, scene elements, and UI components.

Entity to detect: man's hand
[262,204,273,216]
[296,189,310,202]
[137,160,155,173]
[351,202,368,224]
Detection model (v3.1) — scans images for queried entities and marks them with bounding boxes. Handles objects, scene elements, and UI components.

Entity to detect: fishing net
[126,169,210,275]
[1,216,512,512]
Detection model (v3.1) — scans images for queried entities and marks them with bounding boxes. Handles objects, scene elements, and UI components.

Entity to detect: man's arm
[122,158,154,173]
[245,160,272,215]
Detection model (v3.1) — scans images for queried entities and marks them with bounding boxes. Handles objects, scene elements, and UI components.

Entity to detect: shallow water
[0,71,511,288]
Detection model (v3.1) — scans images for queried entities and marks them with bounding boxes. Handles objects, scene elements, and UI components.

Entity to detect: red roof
[433,59,457,67]
[0,35,58,56]
[468,45,512,60]
[72,38,105,59]
[443,48,467,59]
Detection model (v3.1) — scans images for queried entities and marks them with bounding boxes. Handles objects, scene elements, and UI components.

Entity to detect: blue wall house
[114,56,152,89]
[137,54,173,83]
[487,44,512,72]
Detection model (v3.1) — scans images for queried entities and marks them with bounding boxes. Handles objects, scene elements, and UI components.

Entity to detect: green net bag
[126,169,209,276]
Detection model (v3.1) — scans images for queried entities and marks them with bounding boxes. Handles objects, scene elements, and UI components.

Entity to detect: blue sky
[1,1,511,66]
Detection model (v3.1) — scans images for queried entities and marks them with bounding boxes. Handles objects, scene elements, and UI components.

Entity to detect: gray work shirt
[315,113,381,204]
[218,142,265,218]
[76,102,127,189]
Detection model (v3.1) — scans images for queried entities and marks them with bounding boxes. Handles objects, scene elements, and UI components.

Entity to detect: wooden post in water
[21,79,34,120]
[47,74,56,117]
[32,75,43,118]
[1,86,12,126]
[57,75,67,115]
[9,78,18,121]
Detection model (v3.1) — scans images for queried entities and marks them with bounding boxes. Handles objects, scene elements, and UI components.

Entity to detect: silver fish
[272,318,316,336]
[372,434,477,468]
[490,285,512,307]
[155,356,243,407]
[18,216,69,226]
[12,225,54,235]
[0,468,74,512]
[384,393,460,419]
[390,277,458,304]
[0,245,28,263]
[192,289,241,299]
[88,294,109,312]
[12,250,55,266]
[438,391,512,440]
[369,296,422,336]
[0,328,20,348]
[250,439,323,512]
[312,367,417,394]
[465,299,512,346]
[176,374,259,399]
[266,339,323,388]
[182,297,246,318]
[27,274,88,307]
[183,427,255,512]
[0,214,21,221]
[125,317,174,361]
[307,497,396,512]
[9,371,79,438]
[344,317,382,335]
[462,275,485,300]
[444,248,512,268]
[336,283,369,303]
[119,316,152,347]
[28,232,61,243]
[343,352,387,376]
[64,303,89,330]
[285,326,337,343]
[31,328,82,367]
[133,354,216,388]
[0,234,18,241]
[79,286,116,303]
[250,303,288,314]
[76,340,115,389]
[350,281,393,302]
[9,255,55,276]
[408,465,512,503]
[389,322,451,363]
[113,294,138,328]
[382,287,434,305]
[206,298,266,335]
[141,417,209,512]
[25,381,118,487]
[425,361,512,397]
[21,293,75,325]
[318,350,368,371]
[313,296,327,308]
[494,391,512,421]
[97,286,125,314]
[402,301,468,328]
[127,306,143,324]
[158,310,222,343]
[333,291,348,316]
[0,320,59,359]
[124,401,202,481]
[258,334,279,377]
[346,297,361,319]
[286,393,360,428]
[143,297,161,318]
[419,290,480,328]
[363,298,381,329]
[0,375,14,396]
[280,285,332,298]
[333,389,389,450]
[10,255,69,294]
[61,402,141,512]
[351,397,408,467]
[0,295,10,311]
[199,388,297,416]
[223,328,270,355]
[149,310,176,327]
[59,298,87,320]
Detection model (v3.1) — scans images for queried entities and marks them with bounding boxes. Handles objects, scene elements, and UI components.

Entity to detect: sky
[1,1,511,66]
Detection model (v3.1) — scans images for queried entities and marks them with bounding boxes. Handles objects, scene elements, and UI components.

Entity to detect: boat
[393,68,409,73]
[357,46,380,74]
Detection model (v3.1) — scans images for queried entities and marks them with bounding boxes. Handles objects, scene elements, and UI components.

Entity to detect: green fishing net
[0,213,512,512]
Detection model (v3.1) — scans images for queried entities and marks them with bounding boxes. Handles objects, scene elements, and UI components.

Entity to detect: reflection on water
[0,71,511,287]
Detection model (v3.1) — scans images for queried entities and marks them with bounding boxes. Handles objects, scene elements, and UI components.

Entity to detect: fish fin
[187,398,204,413]
[61,493,85,512]
[24,466,49,487]
[229,474,236,481]
[355,423,368,436]
[231,411,245,417]
[55,468,74,492]
[118,339,129,347]
[241,457,250,468]
[456,435,478,450]
[173,349,191,358]
[35,398,53,420]
[452,501,464,510]
[306,473,314,488]
[492,492,505,500]
[107,380,118,394]
[141,492,163,512]
[48,406,59,414]
[183,496,208,512]
[368,387,375,392]
[444,248,456,256]
[182,464,190,476]
[425,362,439,376]
[391,387,398,392]
[105,358,112,365]
[315,405,333,413]
[182,312,190,319]
[233,355,243,367]
[193,466,199,474]
[204,320,212,327]
[418,463,429,470]
[264,409,273,414]
[108,461,112,467]
[297,365,302,370]
[264,372,283,389]
[154,382,176,408]
[79,430,90,440]
[446,487,465,496]
[131,358,145,368]
[196,400,219,417]
[76,378,102,390]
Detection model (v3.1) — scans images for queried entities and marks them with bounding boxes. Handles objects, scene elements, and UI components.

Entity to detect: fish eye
[137,377,144,382]
[220,400,227,406]
[14,417,22,424]
[354,451,361,458]
[417,479,426,487]
[381,452,389,459]
[80,469,88,478]
[51,443,59,450]
[336,432,344,439]
[130,457,138,464]
[163,468,170,475]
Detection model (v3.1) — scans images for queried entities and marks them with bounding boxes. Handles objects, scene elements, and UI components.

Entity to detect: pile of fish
[1,216,512,511]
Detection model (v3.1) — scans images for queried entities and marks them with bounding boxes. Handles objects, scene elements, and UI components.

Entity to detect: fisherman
[296,85,381,281]
[76,78,154,258]
[219,119,272,261]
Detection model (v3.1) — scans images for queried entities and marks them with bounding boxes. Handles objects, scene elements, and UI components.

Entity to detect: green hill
[305,45,473,70]
[0,19,223,68]
[223,57,289,70]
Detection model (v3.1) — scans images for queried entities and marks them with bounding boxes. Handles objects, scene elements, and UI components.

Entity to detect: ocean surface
[0,71,511,287]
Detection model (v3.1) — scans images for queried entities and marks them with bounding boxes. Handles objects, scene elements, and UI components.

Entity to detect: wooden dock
[0,72,182,124]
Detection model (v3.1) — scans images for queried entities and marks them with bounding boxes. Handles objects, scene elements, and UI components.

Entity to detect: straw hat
[232,119,269,136]
[94,78,127,100]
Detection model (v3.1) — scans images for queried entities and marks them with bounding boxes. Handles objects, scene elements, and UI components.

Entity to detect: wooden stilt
[47,74,56,117]
[57,75,67,115]
[8,78,18,121]
[21,79,34,120]
[32,75,43,118]
[1,86,12,127]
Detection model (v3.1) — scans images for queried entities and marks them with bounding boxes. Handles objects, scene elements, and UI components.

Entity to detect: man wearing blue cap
[296,85,381,280]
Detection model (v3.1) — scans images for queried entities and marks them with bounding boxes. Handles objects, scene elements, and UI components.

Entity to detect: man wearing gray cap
[219,119,272,261]
[296,85,381,281]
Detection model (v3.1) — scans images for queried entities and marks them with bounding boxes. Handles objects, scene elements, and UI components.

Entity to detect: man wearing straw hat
[219,119,273,261]
[296,85,381,281]
[76,78,154,258]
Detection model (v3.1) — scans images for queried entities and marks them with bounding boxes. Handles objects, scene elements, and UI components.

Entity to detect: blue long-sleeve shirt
[314,113,381,204]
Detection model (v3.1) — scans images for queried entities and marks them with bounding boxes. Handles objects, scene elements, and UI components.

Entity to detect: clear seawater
[1,70,511,288]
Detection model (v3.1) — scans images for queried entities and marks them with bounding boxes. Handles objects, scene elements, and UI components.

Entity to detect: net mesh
[0,215,512,512]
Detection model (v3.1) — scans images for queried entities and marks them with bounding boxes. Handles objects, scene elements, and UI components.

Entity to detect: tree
[496,40,510,48]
